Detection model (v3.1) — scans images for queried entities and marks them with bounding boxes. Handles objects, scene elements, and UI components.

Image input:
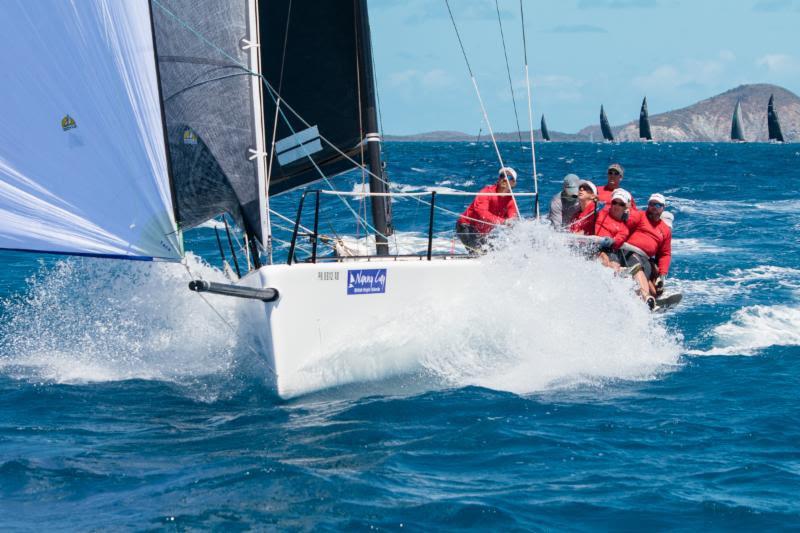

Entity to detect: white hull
[238,258,482,398]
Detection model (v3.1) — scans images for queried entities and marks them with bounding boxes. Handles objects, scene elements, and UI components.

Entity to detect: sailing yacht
[730,100,746,142]
[767,94,785,143]
[0,0,517,398]
[639,97,653,141]
[600,105,615,142]
[540,115,551,142]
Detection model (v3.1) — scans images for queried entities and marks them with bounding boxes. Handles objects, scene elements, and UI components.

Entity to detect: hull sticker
[347,269,387,295]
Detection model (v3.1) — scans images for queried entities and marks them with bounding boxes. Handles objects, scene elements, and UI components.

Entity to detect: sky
[368,0,800,135]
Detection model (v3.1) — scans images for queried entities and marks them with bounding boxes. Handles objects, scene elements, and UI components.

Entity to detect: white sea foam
[753,200,800,214]
[671,265,800,307]
[333,231,466,256]
[409,222,682,394]
[0,254,265,400]
[672,237,731,255]
[689,305,800,356]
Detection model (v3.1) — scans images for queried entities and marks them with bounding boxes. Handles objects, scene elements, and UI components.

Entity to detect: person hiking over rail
[455,167,519,252]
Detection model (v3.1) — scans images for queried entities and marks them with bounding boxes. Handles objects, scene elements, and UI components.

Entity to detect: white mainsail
[0,0,181,260]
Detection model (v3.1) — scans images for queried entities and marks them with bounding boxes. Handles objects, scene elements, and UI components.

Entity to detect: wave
[0,254,264,401]
[672,265,800,307]
[689,305,800,356]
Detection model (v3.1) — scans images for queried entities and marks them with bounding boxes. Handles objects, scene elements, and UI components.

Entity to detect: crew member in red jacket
[597,163,637,208]
[623,193,672,309]
[568,180,598,235]
[456,167,519,251]
[594,188,632,271]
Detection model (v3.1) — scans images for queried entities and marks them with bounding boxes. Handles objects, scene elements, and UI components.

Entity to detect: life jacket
[594,206,630,249]
[625,210,672,276]
[569,201,597,235]
[458,184,519,234]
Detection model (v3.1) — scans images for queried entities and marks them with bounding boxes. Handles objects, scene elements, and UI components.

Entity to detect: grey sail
[600,105,614,141]
[540,115,551,141]
[767,94,785,142]
[639,97,653,141]
[731,100,745,142]
[258,0,392,251]
[151,0,267,245]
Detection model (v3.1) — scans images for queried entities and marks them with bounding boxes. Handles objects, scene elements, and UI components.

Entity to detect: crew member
[597,163,636,208]
[568,180,598,235]
[547,174,580,229]
[455,167,519,251]
[594,188,632,270]
[623,193,672,309]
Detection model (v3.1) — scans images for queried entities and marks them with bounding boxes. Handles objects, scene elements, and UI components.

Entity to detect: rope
[494,0,523,145]
[444,0,523,221]
[519,0,540,219]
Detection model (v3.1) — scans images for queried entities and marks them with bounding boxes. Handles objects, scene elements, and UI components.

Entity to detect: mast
[731,100,745,142]
[600,105,614,141]
[540,115,551,141]
[639,97,653,141]
[356,0,392,256]
[767,94,785,143]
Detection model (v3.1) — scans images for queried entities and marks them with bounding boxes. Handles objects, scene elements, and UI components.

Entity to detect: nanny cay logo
[182,128,198,145]
[61,114,77,131]
[347,268,387,295]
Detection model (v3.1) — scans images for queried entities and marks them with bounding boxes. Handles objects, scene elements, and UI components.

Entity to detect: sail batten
[639,97,653,141]
[0,0,182,261]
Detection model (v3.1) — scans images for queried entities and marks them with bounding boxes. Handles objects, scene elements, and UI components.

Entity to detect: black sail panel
[540,115,551,141]
[260,0,371,195]
[731,100,745,142]
[639,97,652,140]
[151,0,265,242]
[600,105,614,141]
[767,94,785,142]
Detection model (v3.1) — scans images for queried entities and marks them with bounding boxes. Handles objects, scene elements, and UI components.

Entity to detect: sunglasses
[579,187,593,193]
[608,170,621,176]
[611,200,626,206]
[648,202,665,209]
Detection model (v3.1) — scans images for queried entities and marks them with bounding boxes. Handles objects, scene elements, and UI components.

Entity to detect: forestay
[0,0,182,261]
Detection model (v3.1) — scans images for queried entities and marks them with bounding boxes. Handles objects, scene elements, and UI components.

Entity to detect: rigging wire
[519,0,540,219]
[443,0,522,220]
[494,0,523,146]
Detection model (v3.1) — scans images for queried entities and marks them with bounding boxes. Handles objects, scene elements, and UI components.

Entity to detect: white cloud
[757,54,800,74]
[386,68,453,90]
[633,51,736,91]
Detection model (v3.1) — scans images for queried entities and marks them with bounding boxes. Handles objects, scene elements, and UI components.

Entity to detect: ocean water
[2,142,800,530]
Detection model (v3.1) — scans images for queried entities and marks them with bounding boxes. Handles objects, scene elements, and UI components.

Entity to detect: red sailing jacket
[625,210,672,276]
[458,184,519,234]
[569,202,597,235]
[594,206,630,249]
[597,185,637,209]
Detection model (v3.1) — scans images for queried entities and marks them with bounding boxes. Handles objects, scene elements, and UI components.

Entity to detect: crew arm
[657,233,672,276]
[612,224,630,250]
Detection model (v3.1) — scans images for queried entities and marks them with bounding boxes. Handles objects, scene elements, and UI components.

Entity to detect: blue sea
[2,142,800,530]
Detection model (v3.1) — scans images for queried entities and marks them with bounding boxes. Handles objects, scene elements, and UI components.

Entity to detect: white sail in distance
[0,0,182,261]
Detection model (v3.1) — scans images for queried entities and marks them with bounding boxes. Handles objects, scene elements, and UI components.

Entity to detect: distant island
[386,84,799,143]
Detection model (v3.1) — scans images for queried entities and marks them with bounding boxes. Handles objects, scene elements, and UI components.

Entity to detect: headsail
[731,100,746,142]
[540,115,551,142]
[0,0,182,261]
[151,0,268,246]
[600,105,614,142]
[767,94,785,143]
[639,97,653,141]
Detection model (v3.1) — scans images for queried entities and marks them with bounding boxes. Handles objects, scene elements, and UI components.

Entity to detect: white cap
[498,167,517,180]
[578,180,597,195]
[611,188,632,205]
[660,211,674,228]
[648,193,666,205]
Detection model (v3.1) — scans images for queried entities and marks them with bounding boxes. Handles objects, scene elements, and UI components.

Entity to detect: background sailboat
[540,114,551,142]
[731,100,746,142]
[767,94,785,143]
[639,97,653,141]
[600,105,614,142]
